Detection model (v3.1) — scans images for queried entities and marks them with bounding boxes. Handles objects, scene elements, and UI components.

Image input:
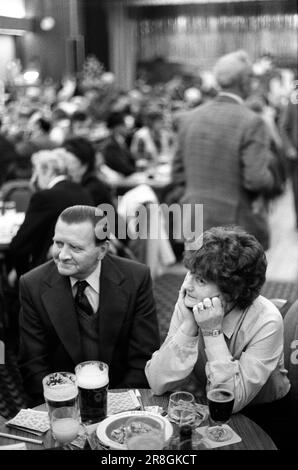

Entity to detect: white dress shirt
[70,261,102,313]
[145,295,290,412]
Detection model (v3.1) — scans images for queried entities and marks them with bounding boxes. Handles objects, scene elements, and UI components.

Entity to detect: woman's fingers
[203,297,212,308]
[193,296,224,328]
[211,296,222,309]
[195,297,221,312]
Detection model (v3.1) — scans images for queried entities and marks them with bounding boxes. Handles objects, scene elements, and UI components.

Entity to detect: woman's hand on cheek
[193,296,224,332]
[177,288,199,337]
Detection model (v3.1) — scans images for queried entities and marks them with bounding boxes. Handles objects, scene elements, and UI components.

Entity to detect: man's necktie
[75,280,94,316]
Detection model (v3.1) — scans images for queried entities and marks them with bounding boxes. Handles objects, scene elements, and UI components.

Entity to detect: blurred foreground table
[0,389,277,450]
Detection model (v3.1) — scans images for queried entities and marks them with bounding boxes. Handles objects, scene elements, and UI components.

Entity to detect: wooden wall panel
[23,0,84,81]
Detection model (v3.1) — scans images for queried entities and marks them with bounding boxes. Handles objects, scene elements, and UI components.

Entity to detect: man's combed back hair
[184,226,267,310]
[59,205,110,244]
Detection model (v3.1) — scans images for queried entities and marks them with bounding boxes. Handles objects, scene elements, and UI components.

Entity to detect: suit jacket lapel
[41,264,82,366]
[98,255,129,364]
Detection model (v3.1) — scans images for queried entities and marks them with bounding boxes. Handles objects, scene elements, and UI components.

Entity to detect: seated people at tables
[62,136,114,207]
[130,109,172,167]
[69,110,92,139]
[19,205,160,406]
[145,226,291,448]
[28,117,56,151]
[0,118,20,185]
[9,148,93,277]
[103,112,135,176]
[62,136,129,247]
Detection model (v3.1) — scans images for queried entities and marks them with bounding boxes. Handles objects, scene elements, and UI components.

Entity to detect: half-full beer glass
[42,372,80,445]
[75,361,109,424]
[206,381,235,442]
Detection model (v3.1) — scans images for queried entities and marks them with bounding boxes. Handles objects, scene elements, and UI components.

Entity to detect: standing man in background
[172,50,276,250]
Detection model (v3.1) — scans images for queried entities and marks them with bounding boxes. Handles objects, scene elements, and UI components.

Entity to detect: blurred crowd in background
[0,52,296,190]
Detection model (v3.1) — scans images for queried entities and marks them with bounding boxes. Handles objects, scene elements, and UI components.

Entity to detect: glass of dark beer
[42,372,80,446]
[75,361,109,424]
[206,381,235,442]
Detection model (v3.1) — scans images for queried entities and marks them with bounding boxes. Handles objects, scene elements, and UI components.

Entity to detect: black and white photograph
[0,0,297,455]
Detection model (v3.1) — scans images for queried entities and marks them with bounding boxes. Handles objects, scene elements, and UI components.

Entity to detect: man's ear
[98,241,109,260]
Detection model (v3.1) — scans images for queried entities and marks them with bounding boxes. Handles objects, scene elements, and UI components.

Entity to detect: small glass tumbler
[167,391,196,427]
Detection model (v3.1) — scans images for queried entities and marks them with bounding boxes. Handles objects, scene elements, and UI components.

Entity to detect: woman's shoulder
[250,295,283,323]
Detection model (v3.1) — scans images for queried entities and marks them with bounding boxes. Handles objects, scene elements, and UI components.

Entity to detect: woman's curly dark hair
[183,226,267,310]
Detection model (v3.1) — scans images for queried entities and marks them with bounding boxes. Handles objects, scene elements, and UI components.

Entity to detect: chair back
[1,179,33,212]
[283,299,298,418]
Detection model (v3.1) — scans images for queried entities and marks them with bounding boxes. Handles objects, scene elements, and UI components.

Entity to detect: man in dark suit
[172,50,276,250]
[103,112,135,176]
[18,205,160,406]
[10,148,93,276]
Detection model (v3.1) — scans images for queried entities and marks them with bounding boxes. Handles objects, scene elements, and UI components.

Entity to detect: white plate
[96,410,174,450]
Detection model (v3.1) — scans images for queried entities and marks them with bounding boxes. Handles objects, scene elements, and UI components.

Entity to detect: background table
[107,165,173,201]
[0,389,277,450]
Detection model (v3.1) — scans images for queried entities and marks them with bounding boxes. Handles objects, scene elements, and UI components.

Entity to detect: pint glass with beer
[75,361,109,424]
[42,372,80,445]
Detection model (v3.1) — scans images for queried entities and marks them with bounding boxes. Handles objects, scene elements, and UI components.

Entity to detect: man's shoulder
[51,180,87,193]
[185,103,211,119]
[20,260,56,285]
[106,254,150,279]
[176,105,208,132]
[49,180,93,203]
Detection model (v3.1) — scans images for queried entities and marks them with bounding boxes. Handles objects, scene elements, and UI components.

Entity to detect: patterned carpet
[0,345,28,419]
[0,274,297,420]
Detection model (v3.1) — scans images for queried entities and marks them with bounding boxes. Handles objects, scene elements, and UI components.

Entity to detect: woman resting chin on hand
[180,273,226,338]
[145,226,291,450]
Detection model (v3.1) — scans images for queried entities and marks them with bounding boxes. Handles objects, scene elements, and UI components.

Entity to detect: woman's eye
[196,277,205,285]
[55,241,63,248]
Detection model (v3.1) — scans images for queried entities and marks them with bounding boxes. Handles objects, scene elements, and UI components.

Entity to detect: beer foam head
[207,388,234,402]
[44,383,78,402]
[43,372,77,401]
[76,363,109,389]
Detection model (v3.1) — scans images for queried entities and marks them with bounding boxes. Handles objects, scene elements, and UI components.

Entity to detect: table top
[0,389,277,450]
[104,163,172,197]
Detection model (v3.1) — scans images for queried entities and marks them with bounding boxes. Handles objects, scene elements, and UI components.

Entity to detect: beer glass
[206,381,235,442]
[42,372,80,446]
[75,360,109,424]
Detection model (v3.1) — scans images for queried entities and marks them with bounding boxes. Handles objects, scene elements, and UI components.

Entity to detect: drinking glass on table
[42,372,80,447]
[126,416,165,450]
[167,391,196,427]
[206,381,235,442]
[75,360,109,424]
